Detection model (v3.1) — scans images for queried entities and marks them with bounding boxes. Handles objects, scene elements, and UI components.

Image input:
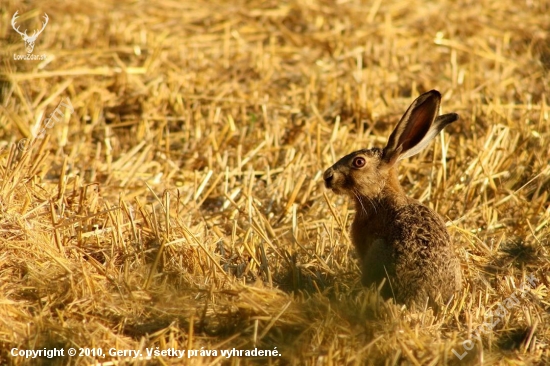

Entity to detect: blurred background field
[0,0,549,364]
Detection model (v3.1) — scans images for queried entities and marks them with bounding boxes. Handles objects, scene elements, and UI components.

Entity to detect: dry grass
[1,0,549,365]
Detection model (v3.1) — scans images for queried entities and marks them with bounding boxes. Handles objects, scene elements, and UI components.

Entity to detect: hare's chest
[350,216,391,257]
[351,219,395,288]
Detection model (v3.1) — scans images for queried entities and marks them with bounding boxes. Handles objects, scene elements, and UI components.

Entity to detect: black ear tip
[445,113,459,122]
[426,89,441,98]
[417,90,442,104]
[436,113,460,127]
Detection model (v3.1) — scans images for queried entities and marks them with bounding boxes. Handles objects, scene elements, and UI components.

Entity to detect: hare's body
[324,90,462,308]
[353,194,462,307]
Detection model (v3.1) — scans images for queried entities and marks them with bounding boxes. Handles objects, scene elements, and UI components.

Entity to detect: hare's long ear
[383,90,458,164]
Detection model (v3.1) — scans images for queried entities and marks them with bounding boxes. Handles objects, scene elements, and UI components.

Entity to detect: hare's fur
[324,90,462,308]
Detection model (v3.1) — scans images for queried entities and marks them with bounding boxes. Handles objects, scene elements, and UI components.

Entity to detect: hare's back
[390,202,462,304]
[391,202,451,254]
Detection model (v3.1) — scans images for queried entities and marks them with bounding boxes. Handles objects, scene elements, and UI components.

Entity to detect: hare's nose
[323,169,334,186]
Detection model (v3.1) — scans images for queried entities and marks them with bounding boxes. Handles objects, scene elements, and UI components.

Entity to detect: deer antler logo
[11,11,49,54]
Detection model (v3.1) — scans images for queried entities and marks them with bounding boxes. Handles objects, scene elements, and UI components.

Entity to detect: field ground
[1,0,549,365]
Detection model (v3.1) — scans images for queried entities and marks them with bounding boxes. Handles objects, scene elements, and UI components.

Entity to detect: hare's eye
[352,157,366,168]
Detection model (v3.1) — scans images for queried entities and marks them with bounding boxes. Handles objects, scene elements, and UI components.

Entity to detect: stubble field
[1,0,549,365]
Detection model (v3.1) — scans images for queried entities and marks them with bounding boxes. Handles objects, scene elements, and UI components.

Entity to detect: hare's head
[323,90,458,200]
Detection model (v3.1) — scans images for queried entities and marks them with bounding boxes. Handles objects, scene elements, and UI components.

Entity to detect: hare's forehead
[345,148,382,160]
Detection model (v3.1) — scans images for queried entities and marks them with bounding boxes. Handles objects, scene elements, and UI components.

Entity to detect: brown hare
[323,90,462,309]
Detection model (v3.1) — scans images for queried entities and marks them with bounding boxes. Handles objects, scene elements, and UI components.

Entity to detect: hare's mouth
[323,168,347,195]
[326,185,344,195]
[324,179,336,191]
[324,177,344,195]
